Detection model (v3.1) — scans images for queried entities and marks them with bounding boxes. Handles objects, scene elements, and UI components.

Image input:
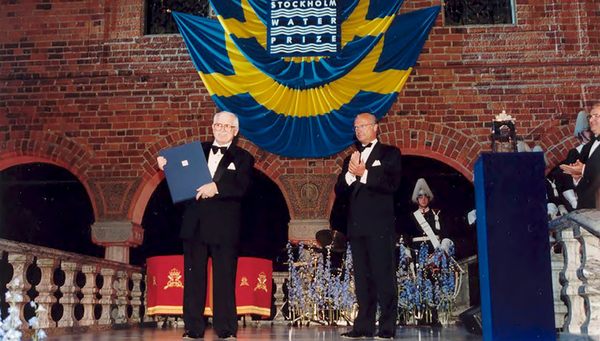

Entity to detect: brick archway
[0,133,98,218]
[380,120,483,181]
[536,124,578,171]
[131,133,294,225]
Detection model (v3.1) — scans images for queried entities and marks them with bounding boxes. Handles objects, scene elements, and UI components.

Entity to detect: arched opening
[0,162,100,256]
[131,169,290,267]
[330,155,476,259]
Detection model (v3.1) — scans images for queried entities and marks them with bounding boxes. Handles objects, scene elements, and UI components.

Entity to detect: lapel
[585,142,600,173]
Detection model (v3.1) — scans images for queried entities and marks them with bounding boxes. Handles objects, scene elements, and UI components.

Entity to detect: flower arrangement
[0,279,47,341]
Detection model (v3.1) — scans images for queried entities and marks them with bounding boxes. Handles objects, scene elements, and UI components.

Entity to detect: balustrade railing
[0,238,145,336]
[549,209,600,339]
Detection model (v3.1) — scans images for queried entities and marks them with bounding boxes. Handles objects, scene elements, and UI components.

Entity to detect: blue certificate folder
[158,141,212,204]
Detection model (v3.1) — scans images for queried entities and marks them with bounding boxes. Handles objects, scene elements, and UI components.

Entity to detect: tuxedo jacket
[577,140,600,209]
[335,142,402,238]
[179,141,254,244]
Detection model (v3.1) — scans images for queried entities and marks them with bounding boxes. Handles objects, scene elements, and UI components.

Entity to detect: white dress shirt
[207,142,231,178]
[345,139,378,186]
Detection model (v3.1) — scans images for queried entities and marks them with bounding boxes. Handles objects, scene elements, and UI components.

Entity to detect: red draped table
[146,256,272,317]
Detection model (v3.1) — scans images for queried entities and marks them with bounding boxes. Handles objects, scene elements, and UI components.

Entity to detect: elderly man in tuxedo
[335,113,402,340]
[157,111,254,340]
[561,103,600,209]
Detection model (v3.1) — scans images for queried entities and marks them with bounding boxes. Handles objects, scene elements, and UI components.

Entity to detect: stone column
[579,228,599,336]
[130,272,143,323]
[7,253,34,328]
[35,258,59,329]
[91,221,144,263]
[98,268,116,326]
[57,262,80,328]
[114,270,131,325]
[558,228,586,334]
[550,241,567,330]
[288,219,330,245]
[272,271,288,324]
[79,265,99,326]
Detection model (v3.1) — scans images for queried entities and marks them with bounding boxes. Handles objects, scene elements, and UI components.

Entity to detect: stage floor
[45,325,484,341]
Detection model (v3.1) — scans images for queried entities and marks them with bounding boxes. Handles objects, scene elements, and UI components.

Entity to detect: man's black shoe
[219,334,237,340]
[182,330,203,340]
[374,332,394,340]
[341,330,373,339]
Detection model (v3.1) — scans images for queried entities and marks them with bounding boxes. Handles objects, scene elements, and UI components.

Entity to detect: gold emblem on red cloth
[240,276,250,287]
[153,276,156,286]
[254,272,267,292]
[164,268,184,290]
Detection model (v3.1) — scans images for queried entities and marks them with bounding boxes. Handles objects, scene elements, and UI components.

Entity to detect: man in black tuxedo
[561,103,600,209]
[157,111,254,340]
[335,113,402,340]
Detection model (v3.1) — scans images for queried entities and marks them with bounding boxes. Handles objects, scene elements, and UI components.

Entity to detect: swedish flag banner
[173,0,440,158]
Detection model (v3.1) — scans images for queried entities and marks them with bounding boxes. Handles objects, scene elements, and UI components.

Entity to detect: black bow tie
[211,146,227,154]
[357,143,372,153]
[596,135,600,142]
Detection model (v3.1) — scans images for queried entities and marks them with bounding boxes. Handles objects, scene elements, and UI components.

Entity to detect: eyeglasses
[213,123,236,132]
[588,113,600,120]
[353,123,375,132]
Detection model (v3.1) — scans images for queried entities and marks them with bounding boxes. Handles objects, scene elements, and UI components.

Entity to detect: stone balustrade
[0,238,145,336]
[549,209,600,339]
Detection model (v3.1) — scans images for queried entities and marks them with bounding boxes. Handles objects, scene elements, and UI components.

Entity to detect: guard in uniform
[407,178,454,256]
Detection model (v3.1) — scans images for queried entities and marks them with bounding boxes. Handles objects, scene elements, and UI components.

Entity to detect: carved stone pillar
[98,268,116,325]
[57,262,80,328]
[288,219,330,245]
[279,174,337,244]
[114,270,131,325]
[79,265,99,326]
[91,221,144,263]
[35,258,59,329]
[579,228,600,336]
[558,228,586,333]
[272,271,287,324]
[7,253,34,328]
[130,272,143,323]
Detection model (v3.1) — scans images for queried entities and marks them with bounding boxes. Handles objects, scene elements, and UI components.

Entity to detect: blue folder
[158,141,212,204]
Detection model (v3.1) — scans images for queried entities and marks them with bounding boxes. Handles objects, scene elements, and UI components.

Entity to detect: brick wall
[1,0,599,223]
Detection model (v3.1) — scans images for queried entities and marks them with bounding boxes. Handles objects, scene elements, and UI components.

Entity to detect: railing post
[7,253,34,328]
[272,271,287,323]
[130,272,142,323]
[549,239,567,330]
[35,258,59,329]
[57,262,80,328]
[98,268,116,326]
[80,265,99,326]
[579,228,600,336]
[142,273,154,323]
[114,270,130,324]
[558,228,586,333]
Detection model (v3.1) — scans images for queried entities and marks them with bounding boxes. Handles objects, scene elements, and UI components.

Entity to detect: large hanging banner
[173,0,440,158]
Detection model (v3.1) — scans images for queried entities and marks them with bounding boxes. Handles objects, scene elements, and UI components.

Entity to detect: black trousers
[183,238,238,337]
[349,234,397,335]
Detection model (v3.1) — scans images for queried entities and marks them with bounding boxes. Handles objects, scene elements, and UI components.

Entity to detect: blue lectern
[474,153,556,341]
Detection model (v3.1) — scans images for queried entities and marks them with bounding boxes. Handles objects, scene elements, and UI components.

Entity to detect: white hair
[213,111,239,128]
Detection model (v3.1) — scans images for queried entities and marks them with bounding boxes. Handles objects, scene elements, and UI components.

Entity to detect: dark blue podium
[474,153,556,341]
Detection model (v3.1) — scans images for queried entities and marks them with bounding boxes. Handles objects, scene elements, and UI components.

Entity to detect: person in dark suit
[335,113,402,340]
[157,111,254,340]
[561,103,600,209]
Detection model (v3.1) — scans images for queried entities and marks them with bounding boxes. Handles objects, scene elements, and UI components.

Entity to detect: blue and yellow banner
[173,0,440,157]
